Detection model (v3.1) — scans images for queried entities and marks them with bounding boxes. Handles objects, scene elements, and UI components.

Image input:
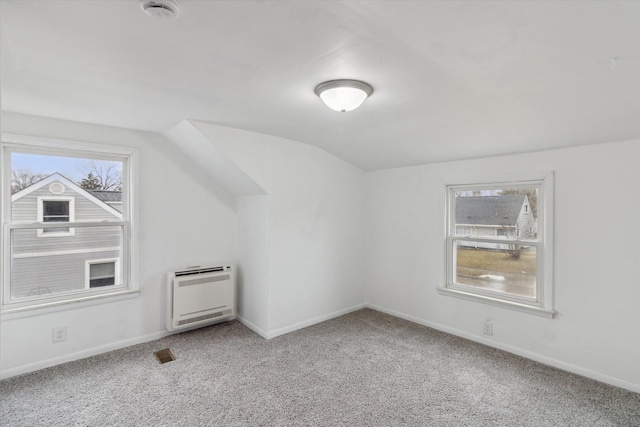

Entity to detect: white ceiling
[2,0,639,171]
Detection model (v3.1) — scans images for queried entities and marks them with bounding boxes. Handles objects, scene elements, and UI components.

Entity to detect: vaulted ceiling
[2,1,639,170]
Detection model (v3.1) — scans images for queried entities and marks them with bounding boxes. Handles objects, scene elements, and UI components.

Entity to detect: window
[456,225,472,236]
[2,135,137,313]
[43,200,69,222]
[438,173,554,318]
[37,197,75,236]
[86,259,119,288]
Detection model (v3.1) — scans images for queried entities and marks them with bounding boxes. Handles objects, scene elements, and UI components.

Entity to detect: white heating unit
[166,265,235,331]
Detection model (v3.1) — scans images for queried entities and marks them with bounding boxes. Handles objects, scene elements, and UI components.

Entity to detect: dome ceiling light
[140,0,180,21]
[314,79,374,112]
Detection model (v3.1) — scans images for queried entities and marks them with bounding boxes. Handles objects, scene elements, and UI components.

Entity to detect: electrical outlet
[483,320,493,336]
[52,327,67,343]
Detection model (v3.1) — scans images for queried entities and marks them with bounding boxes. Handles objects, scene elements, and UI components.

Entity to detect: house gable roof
[89,190,122,203]
[455,195,526,227]
[11,173,123,220]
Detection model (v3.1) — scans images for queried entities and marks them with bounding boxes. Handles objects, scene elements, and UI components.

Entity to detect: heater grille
[154,348,175,364]
[177,309,233,326]
[167,265,235,331]
[178,274,230,287]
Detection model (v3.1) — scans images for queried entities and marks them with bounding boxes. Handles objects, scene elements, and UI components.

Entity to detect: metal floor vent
[154,348,175,364]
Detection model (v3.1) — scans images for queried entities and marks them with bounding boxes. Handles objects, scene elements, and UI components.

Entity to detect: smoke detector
[140,0,180,21]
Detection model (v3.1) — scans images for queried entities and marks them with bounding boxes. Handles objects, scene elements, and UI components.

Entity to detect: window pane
[454,188,538,240]
[89,277,115,288]
[43,201,69,220]
[89,262,116,288]
[4,143,133,310]
[90,262,115,278]
[454,240,536,299]
[42,200,70,233]
[9,225,123,301]
[11,153,122,194]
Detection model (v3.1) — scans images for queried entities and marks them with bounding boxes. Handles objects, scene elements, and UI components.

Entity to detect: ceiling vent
[140,0,180,21]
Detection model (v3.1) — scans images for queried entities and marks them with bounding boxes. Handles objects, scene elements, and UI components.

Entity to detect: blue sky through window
[11,153,121,184]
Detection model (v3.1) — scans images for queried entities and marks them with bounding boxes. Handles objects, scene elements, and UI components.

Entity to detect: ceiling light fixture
[141,0,180,21]
[314,79,374,112]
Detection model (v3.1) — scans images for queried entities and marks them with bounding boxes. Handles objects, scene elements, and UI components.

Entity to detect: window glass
[443,177,553,316]
[42,200,71,233]
[454,240,537,299]
[10,225,123,300]
[89,261,116,288]
[3,139,134,312]
[454,188,538,241]
[42,200,69,222]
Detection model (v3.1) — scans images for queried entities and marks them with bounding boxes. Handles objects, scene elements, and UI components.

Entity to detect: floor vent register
[154,348,175,364]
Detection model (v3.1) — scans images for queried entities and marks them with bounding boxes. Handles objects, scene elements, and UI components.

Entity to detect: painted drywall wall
[163,121,270,335]
[0,112,239,377]
[190,121,367,334]
[6,111,634,393]
[164,121,265,196]
[365,139,640,391]
[236,195,270,336]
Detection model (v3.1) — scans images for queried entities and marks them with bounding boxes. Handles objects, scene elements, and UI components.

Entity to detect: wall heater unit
[166,265,235,331]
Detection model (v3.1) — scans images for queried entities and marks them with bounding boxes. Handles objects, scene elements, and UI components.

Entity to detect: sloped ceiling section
[164,121,265,196]
[2,1,640,170]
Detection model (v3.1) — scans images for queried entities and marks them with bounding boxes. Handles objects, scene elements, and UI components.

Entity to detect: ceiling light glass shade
[315,80,373,112]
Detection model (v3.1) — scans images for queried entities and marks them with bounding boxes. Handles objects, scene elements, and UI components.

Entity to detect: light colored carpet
[1,309,639,426]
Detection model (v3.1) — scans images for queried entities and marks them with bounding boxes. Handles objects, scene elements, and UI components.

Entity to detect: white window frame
[85,257,121,289]
[37,196,76,237]
[1,134,138,314]
[438,172,555,318]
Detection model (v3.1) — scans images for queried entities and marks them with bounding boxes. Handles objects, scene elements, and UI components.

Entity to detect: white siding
[11,250,121,298]
[11,226,121,254]
[11,181,121,256]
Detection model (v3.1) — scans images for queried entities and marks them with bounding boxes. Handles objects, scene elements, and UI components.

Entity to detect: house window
[37,197,76,236]
[2,135,137,313]
[455,225,472,236]
[438,173,554,318]
[86,259,119,288]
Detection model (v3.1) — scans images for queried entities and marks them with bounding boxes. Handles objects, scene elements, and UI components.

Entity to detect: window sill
[1,289,140,320]
[437,287,555,318]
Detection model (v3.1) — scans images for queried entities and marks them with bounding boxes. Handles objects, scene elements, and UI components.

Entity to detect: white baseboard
[236,315,268,339]
[5,303,637,394]
[365,303,640,394]
[265,303,366,339]
[0,330,172,380]
[1,304,365,379]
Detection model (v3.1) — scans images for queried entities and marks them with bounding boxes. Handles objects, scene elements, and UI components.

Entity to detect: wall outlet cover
[483,320,493,336]
[52,327,67,343]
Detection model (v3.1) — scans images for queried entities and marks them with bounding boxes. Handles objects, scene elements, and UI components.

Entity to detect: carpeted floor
[1,309,639,426]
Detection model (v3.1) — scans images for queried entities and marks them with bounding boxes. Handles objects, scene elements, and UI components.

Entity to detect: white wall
[0,112,239,377]
[1,113,367,376]
[4,111,636,393]
[365,139,640,391]
[191,122,367,335]
[236,195,269,335]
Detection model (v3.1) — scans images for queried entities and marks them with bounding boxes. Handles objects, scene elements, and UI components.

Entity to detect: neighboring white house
[455,194,535,250]
[89,189,123,213]
[10,173,123,298]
